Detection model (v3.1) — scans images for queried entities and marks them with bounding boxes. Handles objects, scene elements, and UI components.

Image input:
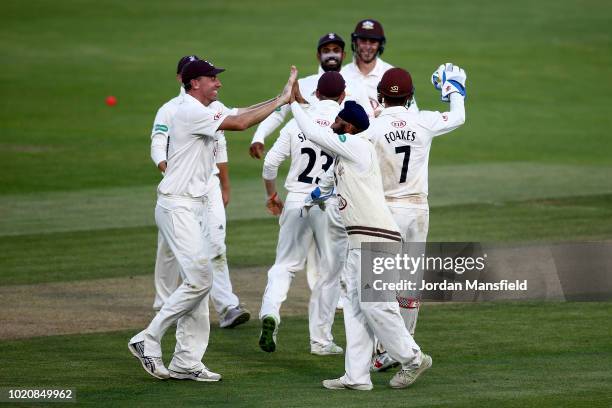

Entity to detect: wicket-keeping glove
[304,186,334,210]
[431,63,467,102]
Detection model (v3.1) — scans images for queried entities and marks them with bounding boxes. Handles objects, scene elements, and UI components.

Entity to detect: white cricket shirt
[342,58,419,114]
[157,94,234,198]
[151,87,229,168]
[369,94,466,208]
[262,99,341,201]
[291,102,401,248]
[150,87,185,166]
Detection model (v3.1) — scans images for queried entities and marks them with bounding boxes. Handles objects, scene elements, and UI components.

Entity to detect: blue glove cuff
[447,80,466,97]
[310,187,322,200]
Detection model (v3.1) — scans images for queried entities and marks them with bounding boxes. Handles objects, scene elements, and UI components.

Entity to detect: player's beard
[332,122,348,135]
[320,52,343,72]
[357,46,378,64]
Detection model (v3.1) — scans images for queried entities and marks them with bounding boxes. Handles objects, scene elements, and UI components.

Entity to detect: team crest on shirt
[316,119,330,127]
[391,120,406,128]
[213,112,223,121]
[337,194,348,210]
[338,134,347,142]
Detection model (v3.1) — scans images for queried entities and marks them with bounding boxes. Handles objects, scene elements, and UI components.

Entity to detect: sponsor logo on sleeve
[154,124,169,132]
[442,114,448,121]
[213,112,223,121]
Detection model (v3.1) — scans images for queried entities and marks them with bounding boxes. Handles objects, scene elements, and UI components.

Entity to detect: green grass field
[1,303,611,407]
[1,0,611,406]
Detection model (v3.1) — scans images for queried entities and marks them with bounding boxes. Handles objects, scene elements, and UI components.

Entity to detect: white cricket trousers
[143,195,212,372]
[259,200,344,347]
[153,177,239,315]
[388,204,429,335]
[341,248,422,388]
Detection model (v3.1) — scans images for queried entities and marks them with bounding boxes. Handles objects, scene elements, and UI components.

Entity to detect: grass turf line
[0,303,610,407]
[1,194,611,286]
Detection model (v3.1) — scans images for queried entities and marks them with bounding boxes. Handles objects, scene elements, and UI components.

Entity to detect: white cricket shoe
[389,353,432,389]
[311,342,344,356]
[128,340,169,380]
[322,378,372,391]
[258,315,278,352]
[370,351,399,372]
[169,366,222,382]
[219,305,251,329]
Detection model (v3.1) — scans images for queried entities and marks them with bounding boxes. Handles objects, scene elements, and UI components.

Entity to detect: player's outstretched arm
[219,66,298,132]
[290,101,369,168]
[248,77,310,159]
[425,63,467,136]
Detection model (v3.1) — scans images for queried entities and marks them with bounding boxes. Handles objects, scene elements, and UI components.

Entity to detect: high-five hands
[279,66,298,104]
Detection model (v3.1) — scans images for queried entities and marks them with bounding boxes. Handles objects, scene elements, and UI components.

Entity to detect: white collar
[379,105,409,116]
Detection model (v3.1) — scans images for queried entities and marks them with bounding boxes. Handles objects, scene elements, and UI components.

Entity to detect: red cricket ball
[105,95,117,106]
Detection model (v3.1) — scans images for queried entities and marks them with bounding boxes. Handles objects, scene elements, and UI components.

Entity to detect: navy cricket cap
[338,101,369,131]
[317,33,345,51]
[317,71,346,98]
[177,55,200,74]
[181,60,225,85]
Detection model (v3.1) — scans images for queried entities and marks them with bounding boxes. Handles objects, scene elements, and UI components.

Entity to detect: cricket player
[128,60,297,381]
[258,72,347,355]
[342,19,422,369]
[149,55,250,329]
[291,95,432,390]
[249,32,370,159]
[370,65,467,371]
[341,19,418,115]
[249,33,368,306]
